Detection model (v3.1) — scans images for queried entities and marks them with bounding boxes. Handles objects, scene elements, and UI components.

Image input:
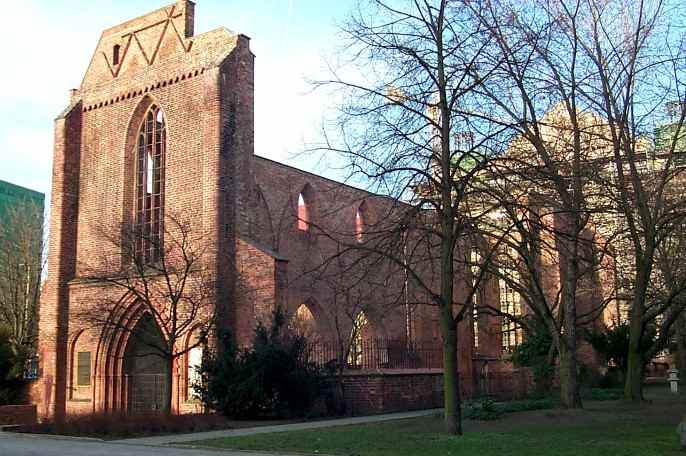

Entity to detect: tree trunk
[624,321,645,402]
[558,343,581,408]
[163,356,174,415]
[558,219,582,409]
[677,314,686,376]
[624,267,649,403]
[440,308,461,435]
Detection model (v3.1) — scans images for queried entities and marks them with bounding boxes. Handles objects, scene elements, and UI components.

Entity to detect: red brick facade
[0,405,37,425]
[36,1,261,420]
[35,1,610,421]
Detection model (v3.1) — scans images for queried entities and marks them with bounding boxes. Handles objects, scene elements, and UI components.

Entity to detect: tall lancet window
[136,105,166,263]
[297,193,309,231]
[355,201,367,243]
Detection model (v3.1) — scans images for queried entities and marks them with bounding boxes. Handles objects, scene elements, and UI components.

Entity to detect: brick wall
[335,365,535,416]
[0,405,37,425]
[36,1,247,420]
[337,365,530,416]
[341,370,444,415]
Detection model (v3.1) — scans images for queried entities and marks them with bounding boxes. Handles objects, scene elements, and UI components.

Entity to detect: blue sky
[0,0,352,200]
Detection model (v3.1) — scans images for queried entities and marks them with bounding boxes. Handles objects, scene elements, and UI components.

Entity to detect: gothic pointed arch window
[290,303,317,338]
[348,311,369,367]
[297,184,314,231]
[135,104,166,263]
[297,193,309,231]
[355,201,367,243]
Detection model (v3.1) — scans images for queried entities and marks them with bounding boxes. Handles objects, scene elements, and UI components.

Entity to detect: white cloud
[0,126,53,194]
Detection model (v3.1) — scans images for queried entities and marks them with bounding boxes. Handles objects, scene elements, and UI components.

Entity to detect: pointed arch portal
[122,313,167,414]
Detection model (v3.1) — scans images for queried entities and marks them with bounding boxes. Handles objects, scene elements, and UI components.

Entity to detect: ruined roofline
[253,155,412,208]
[101,1,195,38]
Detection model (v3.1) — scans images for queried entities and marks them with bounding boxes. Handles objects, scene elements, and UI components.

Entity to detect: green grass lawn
[188,420,681,456]
[185,387,684,456]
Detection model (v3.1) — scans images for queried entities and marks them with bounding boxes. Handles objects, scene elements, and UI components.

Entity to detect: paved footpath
[0,409,440,455]
[0,432,287,456]
[122,408,440,445]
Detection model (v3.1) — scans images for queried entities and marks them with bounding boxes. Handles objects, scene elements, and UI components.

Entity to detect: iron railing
[308,338,442,370]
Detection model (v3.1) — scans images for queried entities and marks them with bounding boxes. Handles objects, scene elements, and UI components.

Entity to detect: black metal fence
[308,338,442,370]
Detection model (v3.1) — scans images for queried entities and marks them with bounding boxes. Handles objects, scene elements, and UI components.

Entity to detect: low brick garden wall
[0,405,37,425]
[341,369,444,415]
[339,365,534,415]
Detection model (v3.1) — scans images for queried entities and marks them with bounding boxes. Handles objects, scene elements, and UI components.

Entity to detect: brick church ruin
[36,1,614,421]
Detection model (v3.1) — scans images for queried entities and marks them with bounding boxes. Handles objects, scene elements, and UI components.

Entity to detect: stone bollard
[668,368,680,394]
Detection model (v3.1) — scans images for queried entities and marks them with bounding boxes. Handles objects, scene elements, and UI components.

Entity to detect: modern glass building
[0,179,45,221]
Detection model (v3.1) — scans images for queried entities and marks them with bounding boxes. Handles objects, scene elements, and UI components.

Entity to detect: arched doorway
[123,314,167,414]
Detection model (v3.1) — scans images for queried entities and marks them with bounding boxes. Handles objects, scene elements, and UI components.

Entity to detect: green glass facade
[655,123,686,164]
[0,179,45,222]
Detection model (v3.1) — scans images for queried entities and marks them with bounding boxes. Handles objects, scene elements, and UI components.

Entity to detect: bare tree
[464,0,686,404]
[0,200,45,359]
[80,213,214,415]
[305,240,408,414]
[652,210,686,370]
[462,0,619,408]
[675,313,686,375]
[550,0,686,401]
[468,154,614,407]
[311,0,504,434]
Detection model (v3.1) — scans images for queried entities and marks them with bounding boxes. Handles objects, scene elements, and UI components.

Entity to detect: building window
[473,307,479,350]
[499,275,522,352]
[135,105,166,263]
[113,44,121,65]
[297,185,314,232]
[297,193,309,231]
[355,202,366,243]
[291,303,316,337]
[76,351,91,386]
[470,250,480,350]
[348,311,369,367]
[187,345,202,400]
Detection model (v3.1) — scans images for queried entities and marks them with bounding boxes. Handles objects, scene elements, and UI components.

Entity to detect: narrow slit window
[113,44,121,66]
[297,193,309,231]
[355,203,366,242]
[77,351,91,386]
[470,250,480,349]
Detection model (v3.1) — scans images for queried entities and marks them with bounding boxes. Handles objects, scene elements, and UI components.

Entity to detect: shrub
[597,367,624,389]
[498,398,555,413]
[511,317,556,394]
[464,398,502,420]
[463,398,555,421]
[585,323,657,382]
[582,388,624,401]
[197,308,324,419]
[0,326,28,405]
